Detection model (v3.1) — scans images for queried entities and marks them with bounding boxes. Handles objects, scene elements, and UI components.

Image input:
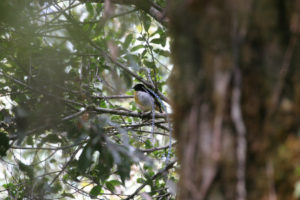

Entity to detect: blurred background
[0,0,300,200]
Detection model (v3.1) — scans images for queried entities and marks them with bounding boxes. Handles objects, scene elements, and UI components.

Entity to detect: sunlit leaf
[105,181,115,192]
[89,185,102,198]
[131,44,144,52]
[154,49,170,57]
[86,3,94,16]
[142,14,151,31]
[124,34,133,49]
[61,192,75,199]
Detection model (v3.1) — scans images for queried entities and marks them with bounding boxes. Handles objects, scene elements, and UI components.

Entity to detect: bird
[133,83,162,113]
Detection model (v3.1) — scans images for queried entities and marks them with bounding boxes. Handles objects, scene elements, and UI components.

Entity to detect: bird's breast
[134,91,154,111]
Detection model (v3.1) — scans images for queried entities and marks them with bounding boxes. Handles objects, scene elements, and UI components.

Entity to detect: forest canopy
[0,0,174,199]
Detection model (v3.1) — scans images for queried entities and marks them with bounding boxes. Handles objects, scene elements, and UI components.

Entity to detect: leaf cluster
[0,0,175,199]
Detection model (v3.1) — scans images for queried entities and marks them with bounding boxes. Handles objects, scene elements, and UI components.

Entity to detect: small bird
[133,83,162,113]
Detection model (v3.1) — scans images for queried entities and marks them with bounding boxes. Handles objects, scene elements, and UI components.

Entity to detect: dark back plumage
[133,83,162,113]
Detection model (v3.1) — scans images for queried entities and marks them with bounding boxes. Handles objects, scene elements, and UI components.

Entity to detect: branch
[88,41,170,103]
[139,142,176,153]
[231,67,247,200]
[91,106,168,118]
[131,129,169,136]
[125,160,176,200]
[51,4,170,104]
[11,140,87,151]
[105,120,167,130]
[50,146,82,185]
[268,33,298,117]
[79,0,168,26]
[92,95,133,99]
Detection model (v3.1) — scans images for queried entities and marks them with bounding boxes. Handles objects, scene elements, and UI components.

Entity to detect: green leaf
[124,34,133,49]
[131,45,144,52]
[142,14,151,31]
[41,134,61,144]
[109,180,122,186]
[160,35,167,47]
[100,100,107,108]
[17,160,34,179]
[95,3,103,13]
[117,154,131,183]
[98,163,111,182]
[150,38,162,44]
[89,185,102,198]
[52,182,62,193]
[25,136,33,146]
[154,49,170,57]
[0,132,9,157]
[141,49,147,57]
[96,147,114,182]
[137,178,145,183]
[145,139,152,149]
[78,145,93,172]
[86,3,94,16]
[105,181,115,192]
[143,60,155,69]
[61,192,75,198]
[137,36,144,41]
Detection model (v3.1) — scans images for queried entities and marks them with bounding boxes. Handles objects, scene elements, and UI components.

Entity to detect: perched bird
[133,83,162,113]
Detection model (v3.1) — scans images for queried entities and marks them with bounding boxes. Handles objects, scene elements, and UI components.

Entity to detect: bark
[168,0,300,199]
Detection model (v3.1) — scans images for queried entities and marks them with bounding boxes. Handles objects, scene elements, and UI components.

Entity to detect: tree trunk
[168,0,300,199]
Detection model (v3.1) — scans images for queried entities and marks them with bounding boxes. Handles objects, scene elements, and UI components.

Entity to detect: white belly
[136,91,154,111]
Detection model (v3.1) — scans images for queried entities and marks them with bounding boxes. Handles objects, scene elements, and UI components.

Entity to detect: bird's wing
[143,86,163,113]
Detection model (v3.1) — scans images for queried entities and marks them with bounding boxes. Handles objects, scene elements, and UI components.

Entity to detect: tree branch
[51,4,170,104]
[88,40,170,103]
[92,95,133,99]
[11,140,87,151]
[231,67,247,200]
[79,0,168,26]
[139,142,176,153]
[91,106,168,118]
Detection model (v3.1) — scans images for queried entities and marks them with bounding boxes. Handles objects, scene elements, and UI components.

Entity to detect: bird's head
[133,83,146,92]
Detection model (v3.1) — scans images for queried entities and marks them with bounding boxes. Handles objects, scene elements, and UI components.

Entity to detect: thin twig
[49,146,81,185]
[231,67,247,200]
[105,120,166,130]
[268,34,298,117]
[51,3,170,103]
[92,106,168,118]
[92,95,134,99]
[88,40,170,103]
[11,140,87,151]
[125,160,176,200]
[139,142,176,153]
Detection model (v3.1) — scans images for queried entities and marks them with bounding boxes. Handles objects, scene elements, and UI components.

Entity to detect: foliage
[0,0,175,199]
